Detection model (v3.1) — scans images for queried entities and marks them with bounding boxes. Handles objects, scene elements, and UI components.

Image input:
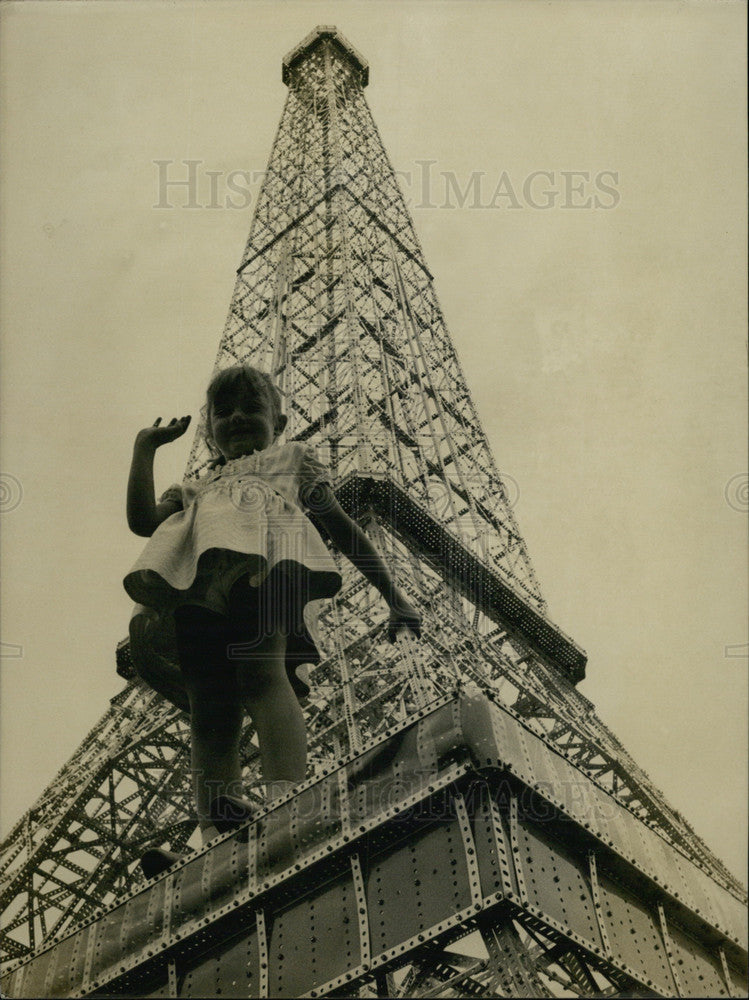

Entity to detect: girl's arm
[127,416,190,537]
[301,483,421,641]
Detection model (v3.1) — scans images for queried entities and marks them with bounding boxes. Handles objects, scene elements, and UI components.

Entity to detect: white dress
[123,440,342,712]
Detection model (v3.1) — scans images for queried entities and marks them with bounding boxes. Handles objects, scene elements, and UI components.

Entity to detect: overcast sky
[1,0,746,883]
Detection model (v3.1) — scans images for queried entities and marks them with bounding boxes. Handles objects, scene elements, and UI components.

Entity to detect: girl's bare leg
[186,687,244,838]
[236,629,307,800]
[175,605,245,841]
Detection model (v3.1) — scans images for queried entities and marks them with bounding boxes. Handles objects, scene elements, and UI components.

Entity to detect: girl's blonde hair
[203,364,284,456]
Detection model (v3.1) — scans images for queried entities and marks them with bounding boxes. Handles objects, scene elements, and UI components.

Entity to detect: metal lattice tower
[2,27,746,999]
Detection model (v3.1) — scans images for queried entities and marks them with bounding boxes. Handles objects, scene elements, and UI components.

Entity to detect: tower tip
[282,26,369,87]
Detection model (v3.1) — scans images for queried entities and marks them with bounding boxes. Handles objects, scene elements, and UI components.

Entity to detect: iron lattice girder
[328,473,585,681]
[225,249,535,609]
[0,689,194,956]
[3,693,745,999]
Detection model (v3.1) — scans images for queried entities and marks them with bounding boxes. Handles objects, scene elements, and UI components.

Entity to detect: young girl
[124,365,421,877]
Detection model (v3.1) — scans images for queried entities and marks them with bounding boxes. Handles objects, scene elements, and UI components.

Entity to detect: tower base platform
[3,690,746,998]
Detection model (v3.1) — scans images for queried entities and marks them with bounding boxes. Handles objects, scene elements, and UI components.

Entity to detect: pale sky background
[1,1,746,884]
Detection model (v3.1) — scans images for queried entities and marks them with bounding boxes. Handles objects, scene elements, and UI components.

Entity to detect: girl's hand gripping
[135,415,191,451]
[387,595,422,643]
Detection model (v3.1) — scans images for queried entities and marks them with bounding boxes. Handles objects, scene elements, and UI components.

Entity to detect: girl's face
[209,380,281,460]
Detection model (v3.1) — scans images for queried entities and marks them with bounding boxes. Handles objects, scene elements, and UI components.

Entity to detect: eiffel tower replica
[2,26,746,999]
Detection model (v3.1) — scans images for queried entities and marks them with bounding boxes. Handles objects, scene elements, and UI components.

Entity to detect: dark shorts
[172,564,321,698]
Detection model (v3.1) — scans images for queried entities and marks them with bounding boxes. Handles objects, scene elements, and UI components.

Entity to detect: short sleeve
[157,483,183,510]
[297,445,332,508]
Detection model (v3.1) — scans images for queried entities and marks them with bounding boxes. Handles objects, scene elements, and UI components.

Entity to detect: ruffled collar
[207,440,281,478]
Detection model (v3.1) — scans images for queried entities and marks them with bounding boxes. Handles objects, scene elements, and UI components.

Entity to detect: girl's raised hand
[387,595,422,643]
[135,416,191,451]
